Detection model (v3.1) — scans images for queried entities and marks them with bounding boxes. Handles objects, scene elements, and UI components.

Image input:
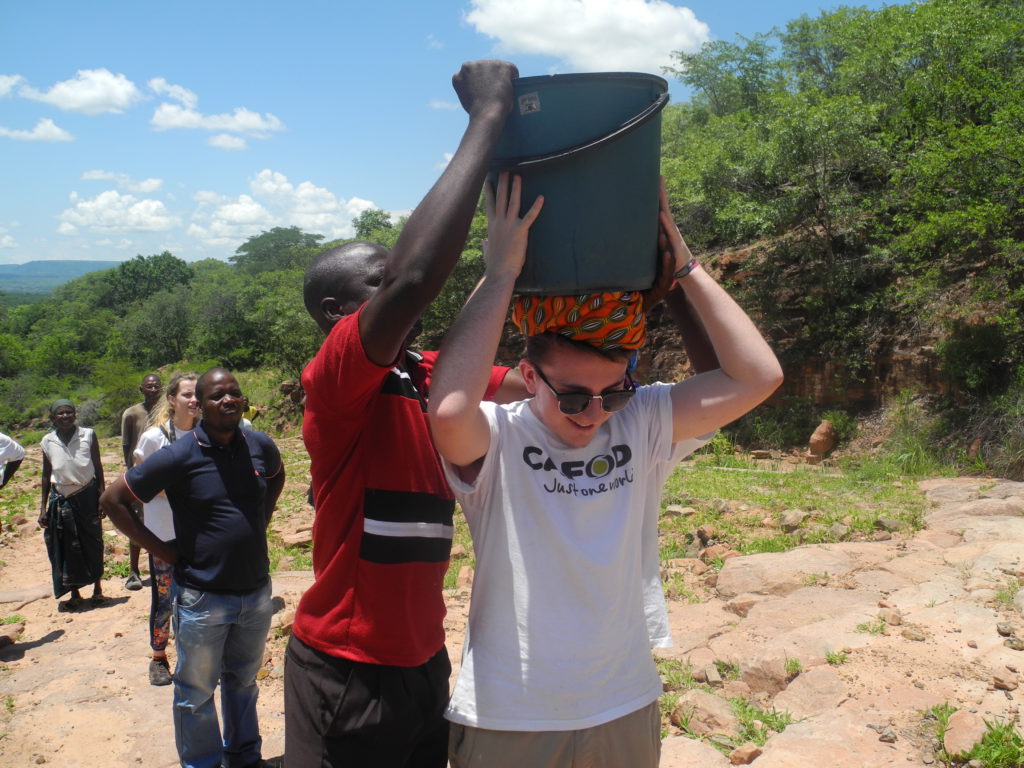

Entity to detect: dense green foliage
[661,0,1024,476]
[0,209,486,433]
[2,0,1021,478]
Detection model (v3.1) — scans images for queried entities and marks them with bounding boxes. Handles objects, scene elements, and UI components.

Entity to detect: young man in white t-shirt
[428,174,784,767]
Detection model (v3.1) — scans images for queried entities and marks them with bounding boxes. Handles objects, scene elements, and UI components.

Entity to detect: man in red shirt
[284,60,526,768]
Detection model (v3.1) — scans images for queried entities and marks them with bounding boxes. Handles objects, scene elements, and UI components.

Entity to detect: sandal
[58,597,82,613]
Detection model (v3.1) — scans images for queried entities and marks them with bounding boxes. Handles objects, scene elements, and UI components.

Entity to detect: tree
[102,252,193,310]
[230,226,324,274]
[664,34,784,117]
[120,285,193,367]
[352,209,394,240]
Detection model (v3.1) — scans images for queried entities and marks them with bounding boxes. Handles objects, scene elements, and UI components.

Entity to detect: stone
[671,690,739,736]
[996,621,1015,637]
[701,544,732,563]
[827,523,851,541]
[808,420,837,456]
[993,672,1018,691]
[874,518,907,532]
[660,736,730,767]
[456,565,473,589]
[943,710,988,757]
[716,547,855,599]
[772,667,847,720]
[697,524,717,544]
[902,628,927,642]
[665,505,697,518]
[281,530,312,547]
[729,743,762,764]
[271,610,295,635]
[1005,637,1024,651]
[705,664,723,687]
[878,728,898,743]
[725,595,761,618]
[0,621,25,648]
[878,607,903,626]
[741,656,790,696]
[780,509,808,532]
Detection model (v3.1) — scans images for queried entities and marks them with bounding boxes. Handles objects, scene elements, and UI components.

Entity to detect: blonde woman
[132,372,199,686]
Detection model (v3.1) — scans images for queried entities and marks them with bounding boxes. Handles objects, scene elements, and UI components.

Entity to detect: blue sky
[0,0,906,266]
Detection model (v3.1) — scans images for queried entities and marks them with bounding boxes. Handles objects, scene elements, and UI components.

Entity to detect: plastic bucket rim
[491,92,667,170]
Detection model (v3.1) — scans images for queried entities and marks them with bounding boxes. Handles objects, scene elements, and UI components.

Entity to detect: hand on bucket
[453,60,519,119]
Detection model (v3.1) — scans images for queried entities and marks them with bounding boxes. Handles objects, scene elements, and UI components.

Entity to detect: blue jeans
[172,579,274,768]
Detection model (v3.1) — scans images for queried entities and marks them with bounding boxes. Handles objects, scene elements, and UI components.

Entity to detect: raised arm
[359,60,519,366]
[660,183,783,441]
[429,174,542,474]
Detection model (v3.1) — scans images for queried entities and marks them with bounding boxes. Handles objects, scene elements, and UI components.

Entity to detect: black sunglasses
[533,364,636,415]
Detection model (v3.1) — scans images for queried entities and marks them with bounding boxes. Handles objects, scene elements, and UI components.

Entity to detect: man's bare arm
[360,60,518,366]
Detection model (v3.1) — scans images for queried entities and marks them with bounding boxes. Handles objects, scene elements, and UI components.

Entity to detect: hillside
[0,260,120,293]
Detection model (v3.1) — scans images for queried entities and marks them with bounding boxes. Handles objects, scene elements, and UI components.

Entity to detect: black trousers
[284,634,451,768]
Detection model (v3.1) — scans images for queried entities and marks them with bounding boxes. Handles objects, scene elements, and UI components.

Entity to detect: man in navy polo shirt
[102,367,285,768]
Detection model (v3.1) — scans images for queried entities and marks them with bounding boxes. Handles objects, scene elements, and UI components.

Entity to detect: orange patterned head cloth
[512,291,646,350]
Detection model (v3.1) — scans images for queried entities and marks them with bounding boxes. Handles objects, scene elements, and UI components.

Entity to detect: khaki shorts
[448,700,660,768]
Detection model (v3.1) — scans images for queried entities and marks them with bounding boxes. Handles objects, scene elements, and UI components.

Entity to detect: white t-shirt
[0,431,25,466]
[133,423,192,542]
[443,383,711,731]
[40,427,96,496]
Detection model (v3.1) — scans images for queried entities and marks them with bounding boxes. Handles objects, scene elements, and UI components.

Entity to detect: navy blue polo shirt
[125,422,283,594]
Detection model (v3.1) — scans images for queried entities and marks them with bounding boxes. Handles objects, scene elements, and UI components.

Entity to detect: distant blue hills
[0,260,120,294]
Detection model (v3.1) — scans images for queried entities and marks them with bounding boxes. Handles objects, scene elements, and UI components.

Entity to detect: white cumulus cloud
[20,69,143,114]
[189,169,373,247]
[147,77,198,109]
[82,170,163,194]
[208,133,247,150]
[0,75,24,98]
[429,99,459,111]
[151,102,285,137]
[58,190,179,234]
[466,0,710,73]
[0,118,73,142]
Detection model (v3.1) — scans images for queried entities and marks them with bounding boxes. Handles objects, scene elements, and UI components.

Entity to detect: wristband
[673,257,700,281]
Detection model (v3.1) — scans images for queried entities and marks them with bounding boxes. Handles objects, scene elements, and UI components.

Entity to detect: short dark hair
[524,332,633,367]
[196,367,233,402]
[303,241,388,330]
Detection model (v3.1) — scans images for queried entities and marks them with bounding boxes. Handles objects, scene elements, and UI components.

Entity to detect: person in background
[132,372,200,687]
[428,174,783,768]
[39,399,106,612]
[241,397,256,429]
[0,430,25,489]
[284,60,527,768]
[102,367,284,768]
[120,373,163,591]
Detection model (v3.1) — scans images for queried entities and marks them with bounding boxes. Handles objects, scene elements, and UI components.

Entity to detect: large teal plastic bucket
[490,72,669,296]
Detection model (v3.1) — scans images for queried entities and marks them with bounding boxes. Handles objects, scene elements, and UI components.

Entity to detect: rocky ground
[1,440,1022,767]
